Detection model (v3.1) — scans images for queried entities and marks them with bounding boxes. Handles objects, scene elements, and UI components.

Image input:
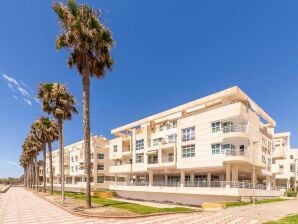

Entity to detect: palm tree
[53,0,114,208]
[44,118,59,195]
[38,83,77,203]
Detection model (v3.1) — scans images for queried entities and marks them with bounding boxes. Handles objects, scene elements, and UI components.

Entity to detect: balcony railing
[225,148,248,157]
[161,155,175,163]
[116,181,269,190]
[222,124,247,133]
[148,158,158,164]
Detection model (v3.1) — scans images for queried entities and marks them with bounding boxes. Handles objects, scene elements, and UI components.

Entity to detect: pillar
[180,170,185,187]
[165,174,168,186]
[272,175,276,189]
[232,165,239,182]
[149,171,153,186]
[190,173,195,185]
[287,179,291,189]
[207,173,211,187]
[72,176,75,185]
[226,163,231,188]
[115,174,118,184]
[266,176,272,190]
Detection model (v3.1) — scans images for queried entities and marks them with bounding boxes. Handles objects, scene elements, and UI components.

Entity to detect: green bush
[285,190,297,197]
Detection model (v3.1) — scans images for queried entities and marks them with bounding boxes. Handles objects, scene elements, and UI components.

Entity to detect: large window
[136,153,144,163]
[97,164,104,170]
[290,164,295,172]
[182,144,195,158]
[113,145,118,152]
[211,122,221,133]
[211,144,221,155]
[97,153,104,160]
[97,176,104,183]
[136,139,144,150]
[167,134,177,143]
[182,127,195,142]
[152,138,160,146]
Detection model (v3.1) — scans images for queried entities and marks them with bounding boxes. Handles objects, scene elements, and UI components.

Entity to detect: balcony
[271,164,284,174]
[109,164,132,174]
[147,157,159,168]
[221,124,249,139]
[272,147,286,159]
[224,147,250,163]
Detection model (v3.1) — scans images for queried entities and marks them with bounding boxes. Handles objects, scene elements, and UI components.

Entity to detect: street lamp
[252,141,259,205]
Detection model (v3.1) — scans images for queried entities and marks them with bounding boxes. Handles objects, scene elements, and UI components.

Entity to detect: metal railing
[222,124,247,133]
[115,180,270,190]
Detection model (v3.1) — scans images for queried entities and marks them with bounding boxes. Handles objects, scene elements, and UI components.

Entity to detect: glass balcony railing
[222,124,247,133]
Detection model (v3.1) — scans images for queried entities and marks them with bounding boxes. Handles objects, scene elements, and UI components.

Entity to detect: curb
[0,186,10,193]
[29,189,199,219]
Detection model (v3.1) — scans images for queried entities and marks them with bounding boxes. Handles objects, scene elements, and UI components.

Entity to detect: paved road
[0,187,260,224]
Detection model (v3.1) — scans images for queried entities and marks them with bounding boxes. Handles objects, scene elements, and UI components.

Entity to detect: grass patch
[54,191,193,215]
[265,214,298,224]
[225,198,287,207]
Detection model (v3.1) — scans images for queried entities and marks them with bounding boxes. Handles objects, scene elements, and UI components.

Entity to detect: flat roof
[111,86,276,134]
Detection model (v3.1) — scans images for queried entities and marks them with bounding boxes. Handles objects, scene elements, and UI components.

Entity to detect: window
[182,127,195,142]
[75,155,78,162]
[136,139,144,150]
[97,164,104,170]
[71,157,74,162]
[152,138,160,146]
[290,155,294,159]
[222,144,235,154]
[290,164,295,172]
[113,145,118,152]
[268,158,272,165]
[211,122,221,133]
[97,176,104,183]
[262,155,266,163]
[71,166,74,172]
[172,120,177,128]
[211,144,221,155]
[167,134,177,143]
[136,153,144,163]
[182,144,195,158]
[75,166,78,171]
[97,153,104,160]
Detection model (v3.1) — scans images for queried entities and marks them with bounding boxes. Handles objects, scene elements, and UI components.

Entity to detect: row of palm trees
[19,0,114,209]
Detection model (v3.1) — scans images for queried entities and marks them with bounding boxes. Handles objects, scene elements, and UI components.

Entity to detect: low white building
[45,135,124,191]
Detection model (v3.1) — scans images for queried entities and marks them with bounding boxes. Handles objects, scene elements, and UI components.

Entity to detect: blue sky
[0,0,298,178]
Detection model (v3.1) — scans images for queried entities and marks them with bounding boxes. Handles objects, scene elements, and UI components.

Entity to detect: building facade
[45,135,122,190]
[272,132,298,189]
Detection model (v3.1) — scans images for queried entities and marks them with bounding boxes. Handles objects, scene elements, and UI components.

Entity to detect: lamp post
[252,141,259,205]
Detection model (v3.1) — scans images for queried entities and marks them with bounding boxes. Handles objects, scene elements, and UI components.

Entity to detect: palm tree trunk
[82,74,91,208]
[35,154,39,192]
[42,145,46,192]
[58,119,65,203]
[32,157,35,189]
[48,142,54,195]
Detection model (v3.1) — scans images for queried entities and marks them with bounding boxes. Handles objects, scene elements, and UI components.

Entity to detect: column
[149,171,153,186]
[266,176,272,190]
[72,176,75,185]
[226,163,231,188]
[190,173,195,185]
[115,174,118,184]
[232,165,239,182]
[207,173,211,187]
[165,174,168,186]
[180,170,185,187]
[272,175,276,189]
[287,179,291,189]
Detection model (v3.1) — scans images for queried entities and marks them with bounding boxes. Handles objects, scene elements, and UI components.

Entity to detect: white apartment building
[108,86,284,205]
[45,135,123,191]
[272,132,298,189]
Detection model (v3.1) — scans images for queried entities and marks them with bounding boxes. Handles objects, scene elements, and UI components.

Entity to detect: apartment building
[272,132,298,189]
[108,86,282,205]
[45,135,121,190]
